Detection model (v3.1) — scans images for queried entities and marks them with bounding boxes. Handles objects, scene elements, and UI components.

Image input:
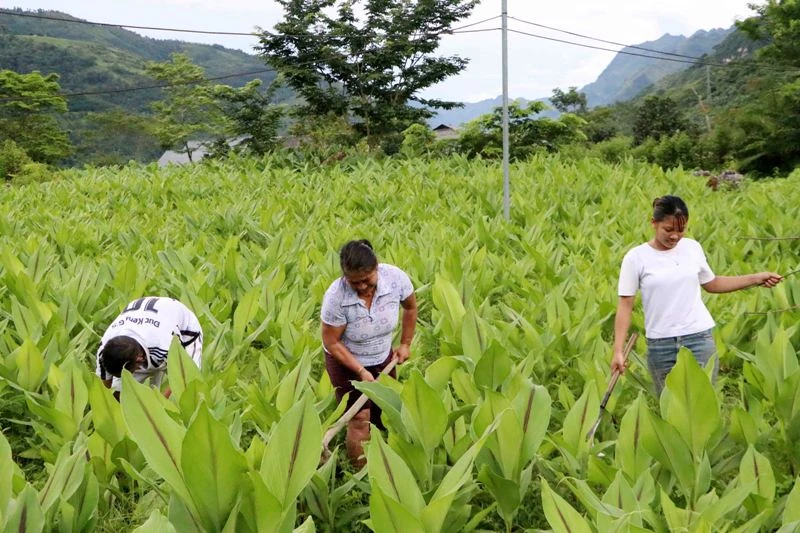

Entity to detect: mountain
[581,28,733,107]
[0,8,284,113]
[428,27,733,127]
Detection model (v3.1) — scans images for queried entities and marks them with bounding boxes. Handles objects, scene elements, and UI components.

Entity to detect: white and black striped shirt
[96,296,203,380]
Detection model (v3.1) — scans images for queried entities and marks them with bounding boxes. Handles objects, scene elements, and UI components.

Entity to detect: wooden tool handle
[321,357,398,450]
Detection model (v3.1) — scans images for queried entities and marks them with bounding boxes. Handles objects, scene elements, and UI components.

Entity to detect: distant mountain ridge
[428,27,733,126]
[0,8,284,113]
[581,28,733,107]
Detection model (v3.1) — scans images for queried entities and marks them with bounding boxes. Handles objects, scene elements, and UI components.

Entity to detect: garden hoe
[321,356,398,463]
[586,332,638,446]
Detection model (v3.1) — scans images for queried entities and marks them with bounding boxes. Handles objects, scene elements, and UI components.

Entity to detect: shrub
[0,139,33,180]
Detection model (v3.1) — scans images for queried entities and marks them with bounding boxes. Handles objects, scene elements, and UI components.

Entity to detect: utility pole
[501,0,510,220]
[706,65,712,105]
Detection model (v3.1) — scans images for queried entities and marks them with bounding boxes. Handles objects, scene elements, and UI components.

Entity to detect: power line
[0,9,257,36]
[509,16,711,62]
[0,9,498,39]
[0,68,275,104]
[507,27,800,73]
[0,27,490,105]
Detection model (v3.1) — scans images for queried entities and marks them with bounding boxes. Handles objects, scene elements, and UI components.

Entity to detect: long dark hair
[339,239,378,274]
[652,195,688,229]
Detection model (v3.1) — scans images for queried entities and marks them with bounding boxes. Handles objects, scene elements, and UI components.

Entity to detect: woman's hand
[755,272,783,288]
[611,349,627,374]
[357,368,375,382]
[393,344,411,364]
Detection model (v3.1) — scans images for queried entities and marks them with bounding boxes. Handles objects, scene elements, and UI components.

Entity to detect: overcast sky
[8,0,756,102]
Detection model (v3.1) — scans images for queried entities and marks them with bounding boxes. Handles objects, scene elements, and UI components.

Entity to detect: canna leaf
[120,373,195,512]
[400,370,448,454]
[132,509,178,533]
[366,430,425,514]
[166,336,202,403]
[261,394,322,508]
[541,477,593,533]
[4,484,45,533]
[660,350,721,460]
[182,403,247,531]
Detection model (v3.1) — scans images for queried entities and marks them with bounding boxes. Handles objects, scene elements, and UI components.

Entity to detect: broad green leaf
[132,509,178,533]
[729,407,758,446]
[660,350,721,459]
[233,286,261,342]
[400,370,448,454]
[4,484,44,533]
[0,432,15,513]
[120,372,194,509]
[614,394,651,480]
[479,466,521,526]
[294,516,316,533]
[166,336,202,402]
[561,385,598,459]
[640,407,695,502]
[740,445,776,503]
[182,403,247,531]
[473,394,522,479]
[88,376,127,445]
[261,395,322,507]
[369,485,424,533]
[14,338,46,391]
[512,380,551,466]
[541,478,593,533]
[275,357,312,414]
[461,307,486,361]
[38,447,86,513]
[54,360,89,427]
[353,380,406,437]
[424,357,465,392]
[784,478,800,525]
[473,343,512,390]
[366,430,425,514]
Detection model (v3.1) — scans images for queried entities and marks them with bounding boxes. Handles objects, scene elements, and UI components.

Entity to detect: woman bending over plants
[611,195,783,395]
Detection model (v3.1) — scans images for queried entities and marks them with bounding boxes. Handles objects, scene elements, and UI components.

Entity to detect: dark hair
[339,239,378,274]
[652,195,689,227]
[99,336,144,378]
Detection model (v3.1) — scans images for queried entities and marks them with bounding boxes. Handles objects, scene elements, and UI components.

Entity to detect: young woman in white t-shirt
[611,195,783,394]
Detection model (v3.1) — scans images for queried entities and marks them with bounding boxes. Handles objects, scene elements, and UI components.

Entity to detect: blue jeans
[646,328,718,395]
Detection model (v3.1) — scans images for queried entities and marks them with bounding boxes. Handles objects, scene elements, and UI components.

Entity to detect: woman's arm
[394,293,418,363]
[611,295,635,374]
[322,323,374,382]
[702,272,783,293]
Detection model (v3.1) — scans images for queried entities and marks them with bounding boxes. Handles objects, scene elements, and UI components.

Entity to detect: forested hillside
[0,8,286,164]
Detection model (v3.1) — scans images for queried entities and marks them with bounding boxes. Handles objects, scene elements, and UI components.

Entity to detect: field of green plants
[1,153,799,532]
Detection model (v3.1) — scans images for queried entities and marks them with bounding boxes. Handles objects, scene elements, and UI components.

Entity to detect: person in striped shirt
[95,296,203,398]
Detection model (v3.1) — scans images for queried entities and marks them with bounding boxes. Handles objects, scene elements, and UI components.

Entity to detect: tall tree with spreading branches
[257,0,478,138]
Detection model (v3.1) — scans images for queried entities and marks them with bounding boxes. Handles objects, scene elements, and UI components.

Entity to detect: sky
[6,0,757,102]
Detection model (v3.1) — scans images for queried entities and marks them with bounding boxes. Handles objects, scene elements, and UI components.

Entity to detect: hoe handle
[321,357,398,453]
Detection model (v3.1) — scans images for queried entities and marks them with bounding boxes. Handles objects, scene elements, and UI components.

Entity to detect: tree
[213,79,284,157]
[256,0,478,138]
[738,1,800,66]
[145,53,228,162]
[0,69,72,164]
[632,95,690,144]
[550,86,588,114]
[400,123,436,157]
[458,101,586,160]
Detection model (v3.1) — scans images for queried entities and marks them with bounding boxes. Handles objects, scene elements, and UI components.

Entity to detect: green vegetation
[257,0,478,139]
[0,154,799,530]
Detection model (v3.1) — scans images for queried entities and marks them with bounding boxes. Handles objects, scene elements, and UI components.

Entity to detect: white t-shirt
[96,297,203,388]
[321,263,414,366]
[618,238,716,339]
